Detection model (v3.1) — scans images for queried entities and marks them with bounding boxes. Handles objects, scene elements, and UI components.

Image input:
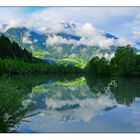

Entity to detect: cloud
[22,36,32,44]
[0,8,25,23]
[121,13,140,48]
[22,32,33,44]
[130,14,140,40]
[42,93,117,122]
[46,35,77,46]
[75,23,98,37]
[0,7,64,34]
[0,8,136,38]
[46,22,127,50]
[25,8,64,34]
[78,35,115,49]
[75,23,128,48]
[0,7,133,49]
[0,7,140,37]
[133,31,140,39]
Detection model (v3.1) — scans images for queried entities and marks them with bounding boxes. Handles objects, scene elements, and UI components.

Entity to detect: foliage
[86,45,140,77]
[110,45,139,76]
[0,35,32,62]
[85,56,111,76]
[0,35,83,75]
[0,59,83,75]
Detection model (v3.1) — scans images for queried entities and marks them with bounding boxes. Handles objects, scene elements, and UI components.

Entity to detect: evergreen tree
[0,34,33,62]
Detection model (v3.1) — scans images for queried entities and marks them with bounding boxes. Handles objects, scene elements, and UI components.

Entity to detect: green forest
[86,45,140,77]
[0,35,83,75]
[0,34,140,77]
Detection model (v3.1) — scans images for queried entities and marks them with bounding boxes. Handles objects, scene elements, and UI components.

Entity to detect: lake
[0,74,140,133]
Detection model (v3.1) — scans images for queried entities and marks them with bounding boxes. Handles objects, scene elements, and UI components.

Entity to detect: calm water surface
[0,75,140,133]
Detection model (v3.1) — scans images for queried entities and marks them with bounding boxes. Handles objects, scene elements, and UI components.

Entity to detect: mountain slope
[0,21,137,63]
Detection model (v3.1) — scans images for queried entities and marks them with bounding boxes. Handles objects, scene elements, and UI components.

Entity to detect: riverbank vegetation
[85,45,140,77]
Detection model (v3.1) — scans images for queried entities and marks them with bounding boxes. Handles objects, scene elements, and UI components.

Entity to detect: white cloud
[0,8,25,23]
[0,7,140,37]
[46,35,77,46]
[2,19,22,32]
[78,36,115,49]
[75,23,98,37]
[22,37,32,44]
[46,22,127,50]
[0,7,133,49]
[133,31,140,39]
[131,15,140,40]
[25,9,64,34]
[39,7,139,26]
[42,93,117,122]
[0,7,64,34]
[22,33,33,44]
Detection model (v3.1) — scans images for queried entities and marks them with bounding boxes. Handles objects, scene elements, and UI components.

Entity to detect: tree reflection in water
[0,74,140,132]
[85,75,140,106]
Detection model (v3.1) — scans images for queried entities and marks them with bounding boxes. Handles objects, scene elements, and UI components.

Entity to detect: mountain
[0,21,139,62]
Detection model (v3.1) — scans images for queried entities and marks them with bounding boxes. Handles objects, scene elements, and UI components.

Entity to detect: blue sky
[23,7,47,13]
[1,7,140,45]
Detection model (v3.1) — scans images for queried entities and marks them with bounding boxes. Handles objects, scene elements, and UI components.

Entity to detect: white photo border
[0,0,140,6]
[0,0,140,140]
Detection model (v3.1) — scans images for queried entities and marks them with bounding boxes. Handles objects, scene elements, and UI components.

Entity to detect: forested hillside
[0,35,83,75]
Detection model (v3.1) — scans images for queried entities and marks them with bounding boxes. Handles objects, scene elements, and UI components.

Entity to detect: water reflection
[0,75,140,132]
[86,75,140,106]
